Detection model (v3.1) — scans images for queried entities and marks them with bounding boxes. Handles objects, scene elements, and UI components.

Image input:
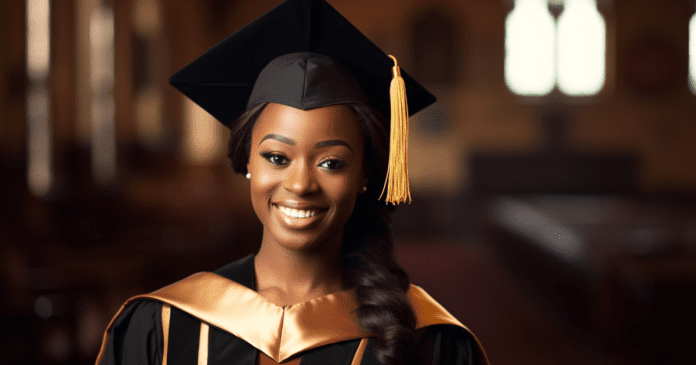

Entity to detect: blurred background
[2,0,696,364]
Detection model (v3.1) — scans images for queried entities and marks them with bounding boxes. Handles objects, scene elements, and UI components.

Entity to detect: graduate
[95,0,488,364]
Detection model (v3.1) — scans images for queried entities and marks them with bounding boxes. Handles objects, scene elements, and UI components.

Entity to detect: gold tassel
[380,55,411,205]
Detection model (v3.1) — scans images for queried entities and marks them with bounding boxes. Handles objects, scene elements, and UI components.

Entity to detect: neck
[254,234,345,306]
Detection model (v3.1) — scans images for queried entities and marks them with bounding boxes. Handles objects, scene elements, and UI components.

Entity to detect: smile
[277,205,320,218]
[272,203,326,230]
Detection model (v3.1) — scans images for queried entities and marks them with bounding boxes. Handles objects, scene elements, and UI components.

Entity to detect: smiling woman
[94,0,488,364]
[248,104,367,256]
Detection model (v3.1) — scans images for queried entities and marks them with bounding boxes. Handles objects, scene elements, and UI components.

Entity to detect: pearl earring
[361,186,367,193]
[246,173,251,179]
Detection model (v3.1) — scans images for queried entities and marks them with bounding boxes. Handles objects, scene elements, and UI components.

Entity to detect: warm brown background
[1,0,695,364]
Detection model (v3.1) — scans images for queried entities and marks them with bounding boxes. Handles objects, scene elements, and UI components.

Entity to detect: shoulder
[96,254,255,365]
[408,285,490,365]
[408,284,464,328]
[111,299,162,329]
[417,324,485,365]
[97,300,164,365]
[135,254,255,316]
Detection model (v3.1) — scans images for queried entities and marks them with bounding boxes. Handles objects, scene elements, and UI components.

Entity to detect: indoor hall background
[1,0,695,364]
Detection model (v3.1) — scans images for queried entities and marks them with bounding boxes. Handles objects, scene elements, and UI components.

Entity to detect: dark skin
[246,103,368,307]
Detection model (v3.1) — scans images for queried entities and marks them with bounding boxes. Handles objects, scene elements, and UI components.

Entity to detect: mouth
[272,203,327,229]
[276,205,320,218]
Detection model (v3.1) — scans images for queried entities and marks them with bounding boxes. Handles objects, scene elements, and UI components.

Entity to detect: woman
[95,1,488,364]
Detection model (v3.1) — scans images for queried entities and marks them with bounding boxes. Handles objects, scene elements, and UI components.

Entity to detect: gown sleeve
[417,325,485,365]
[98,300,164,365]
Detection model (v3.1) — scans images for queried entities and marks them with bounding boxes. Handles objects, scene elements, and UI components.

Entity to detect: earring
[246,173,251,179]
[361,186,367,193]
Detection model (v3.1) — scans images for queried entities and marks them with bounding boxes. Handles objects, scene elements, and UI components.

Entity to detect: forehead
[252,103,364,145]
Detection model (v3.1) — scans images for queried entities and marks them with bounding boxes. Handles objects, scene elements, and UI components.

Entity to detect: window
[557,0,605,95]
[505,0,556,96]
[505,0,606,97]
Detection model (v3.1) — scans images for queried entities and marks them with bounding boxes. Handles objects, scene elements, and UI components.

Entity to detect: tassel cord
[379,55,411,205]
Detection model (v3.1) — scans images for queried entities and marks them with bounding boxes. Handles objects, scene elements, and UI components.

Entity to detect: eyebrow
[259,134,353,152]
[314,139,353,152]
[259,134,295,146]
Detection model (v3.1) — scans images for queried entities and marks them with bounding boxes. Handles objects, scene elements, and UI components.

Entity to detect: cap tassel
[380,55,411,205]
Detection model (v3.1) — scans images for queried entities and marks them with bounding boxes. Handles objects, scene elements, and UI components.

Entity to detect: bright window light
[505,0,556,96]
[26,0,50,80]
[26,0,53,197]
[557,0,606,96]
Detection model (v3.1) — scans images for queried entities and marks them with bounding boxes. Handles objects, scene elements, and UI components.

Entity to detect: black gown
[96,254,489,365]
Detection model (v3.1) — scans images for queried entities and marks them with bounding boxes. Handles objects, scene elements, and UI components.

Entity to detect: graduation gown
[95,254,489,365]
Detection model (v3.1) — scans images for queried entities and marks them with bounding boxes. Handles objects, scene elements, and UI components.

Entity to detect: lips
[272,203,327,230]
[277,205,320,218]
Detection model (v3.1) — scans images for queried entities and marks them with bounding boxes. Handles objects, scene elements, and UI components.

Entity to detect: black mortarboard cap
[168,0,436,128]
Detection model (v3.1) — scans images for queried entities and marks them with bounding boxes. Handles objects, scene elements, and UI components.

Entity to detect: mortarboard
[169,0,436,204]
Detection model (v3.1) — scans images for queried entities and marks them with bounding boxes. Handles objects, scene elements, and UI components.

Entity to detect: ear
[246,162,251,176]
[359,162,369,193]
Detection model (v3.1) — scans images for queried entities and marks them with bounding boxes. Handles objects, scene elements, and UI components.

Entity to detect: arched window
[557,0,605,95]
[505,0,607,97]
[505,0,556,96]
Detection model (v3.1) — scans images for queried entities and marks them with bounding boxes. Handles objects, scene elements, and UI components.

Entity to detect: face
[247,103,368,252]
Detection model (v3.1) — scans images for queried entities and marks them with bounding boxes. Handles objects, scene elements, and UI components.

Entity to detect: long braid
[341,104,417,365]
[341,200,417,365]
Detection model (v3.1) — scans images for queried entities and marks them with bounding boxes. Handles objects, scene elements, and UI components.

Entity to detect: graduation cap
[169,0,436,204]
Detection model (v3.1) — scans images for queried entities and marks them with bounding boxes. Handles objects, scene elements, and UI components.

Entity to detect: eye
[318,158,348,171]
[260,152,289,166]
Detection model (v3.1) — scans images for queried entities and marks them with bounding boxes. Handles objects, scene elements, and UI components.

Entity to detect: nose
[284,160,318,196]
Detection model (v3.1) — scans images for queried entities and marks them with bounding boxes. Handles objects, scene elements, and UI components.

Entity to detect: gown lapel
[168,254,372,365]
[96,253,486,365]
[169,255,258,365]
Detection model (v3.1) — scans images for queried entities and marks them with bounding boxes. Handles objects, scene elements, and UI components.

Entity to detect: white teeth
[278,205,318,218]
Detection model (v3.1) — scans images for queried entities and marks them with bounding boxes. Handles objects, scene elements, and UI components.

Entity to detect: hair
[227,102,418,365]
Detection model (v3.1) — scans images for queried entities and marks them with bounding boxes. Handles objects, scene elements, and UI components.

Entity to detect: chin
[274,233,319,251]
[267,225,344,254]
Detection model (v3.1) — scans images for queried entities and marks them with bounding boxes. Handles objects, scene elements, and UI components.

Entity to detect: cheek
[252,170,278,195]
[248,159,278,220]
[325,176,360,218]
